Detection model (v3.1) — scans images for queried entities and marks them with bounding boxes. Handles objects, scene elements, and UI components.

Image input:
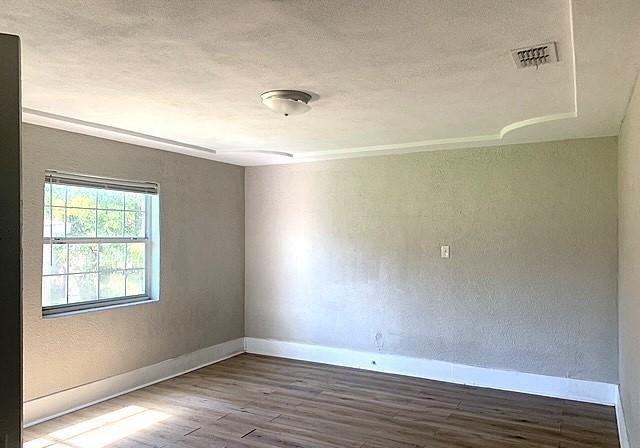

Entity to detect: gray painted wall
[245,138,618,383]
[0,33,23,447]
[22,124,245,401]
[619,75,640,446]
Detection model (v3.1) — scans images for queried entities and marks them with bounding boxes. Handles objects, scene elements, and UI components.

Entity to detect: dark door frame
[0,33,23,448]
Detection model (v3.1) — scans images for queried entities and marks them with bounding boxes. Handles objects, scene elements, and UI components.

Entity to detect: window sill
[42,297,158,319]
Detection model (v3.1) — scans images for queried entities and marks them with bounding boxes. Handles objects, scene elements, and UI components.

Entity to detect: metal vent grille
[512,42,558,69]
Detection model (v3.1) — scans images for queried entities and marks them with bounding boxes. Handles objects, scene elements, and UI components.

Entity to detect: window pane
[126,243,145,269]
[51,184,66,206]
[44,183,50,206]
[43,275,67,306]
[68,244,98,273]
[68,273,98,303]
[126,269,145,296]
[124,211,145,237]
[44,206,66,238]
[98,190,124,210]
[66,186,97,208]
[43,244,67,275]
[66,207,96,237]
[99,243,126,270]
[97,210,124,237]
[43,204,49,236]
[42,178,154,310]
[99,270,125,299]
[125,192,145,211]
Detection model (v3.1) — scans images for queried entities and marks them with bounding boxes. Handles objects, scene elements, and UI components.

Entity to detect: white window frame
[42,171,159,316]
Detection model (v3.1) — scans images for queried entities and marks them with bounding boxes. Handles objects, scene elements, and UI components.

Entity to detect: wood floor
[24,354,620,448]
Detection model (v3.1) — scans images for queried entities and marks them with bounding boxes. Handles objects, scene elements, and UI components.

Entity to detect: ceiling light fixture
[261,90,312,116]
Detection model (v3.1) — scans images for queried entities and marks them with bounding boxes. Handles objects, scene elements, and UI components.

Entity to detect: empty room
[1,1,639,447]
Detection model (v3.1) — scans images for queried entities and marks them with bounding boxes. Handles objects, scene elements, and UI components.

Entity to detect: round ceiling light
[261,90,312,116]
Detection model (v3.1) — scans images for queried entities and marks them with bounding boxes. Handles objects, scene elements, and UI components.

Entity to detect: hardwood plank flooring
[24,354,620,448]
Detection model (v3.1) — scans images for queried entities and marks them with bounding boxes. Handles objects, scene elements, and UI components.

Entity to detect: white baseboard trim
[616,386,631,448]
[23,337,245,427]
[24,336,628,447]
[245,337,617,406]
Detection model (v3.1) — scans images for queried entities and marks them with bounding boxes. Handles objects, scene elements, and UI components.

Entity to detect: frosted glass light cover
[262,97,311,116]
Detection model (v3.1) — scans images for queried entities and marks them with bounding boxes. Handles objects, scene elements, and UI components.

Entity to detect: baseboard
[616,386,631,448]
[23,337,245,427]
[23,336,627,445]
[245,337,617,406]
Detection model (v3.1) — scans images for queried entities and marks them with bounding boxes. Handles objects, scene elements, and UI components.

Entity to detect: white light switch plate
[441,245,450,258]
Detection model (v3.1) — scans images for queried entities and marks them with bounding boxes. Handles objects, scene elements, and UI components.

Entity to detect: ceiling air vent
[511,42,558,69]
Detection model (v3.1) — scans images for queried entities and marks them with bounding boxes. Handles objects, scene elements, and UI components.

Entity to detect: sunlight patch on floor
[24,405,171,448]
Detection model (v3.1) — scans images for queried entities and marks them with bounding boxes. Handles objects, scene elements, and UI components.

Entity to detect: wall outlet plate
[441,245,450,258]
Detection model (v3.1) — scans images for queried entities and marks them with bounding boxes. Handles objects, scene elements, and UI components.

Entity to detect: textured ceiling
[2,0,639,165]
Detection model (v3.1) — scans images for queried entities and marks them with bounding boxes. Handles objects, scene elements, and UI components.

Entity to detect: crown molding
[22,107,222,160]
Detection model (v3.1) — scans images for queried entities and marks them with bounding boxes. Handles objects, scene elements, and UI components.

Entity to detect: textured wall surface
[619,76,640,446]
[246,138,618,383]
[22,124,245,401]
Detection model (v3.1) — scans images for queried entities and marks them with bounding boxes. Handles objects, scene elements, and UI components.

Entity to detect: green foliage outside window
[43,183,150,307]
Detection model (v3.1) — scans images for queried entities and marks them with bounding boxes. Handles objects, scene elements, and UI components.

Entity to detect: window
[42,171,159,316]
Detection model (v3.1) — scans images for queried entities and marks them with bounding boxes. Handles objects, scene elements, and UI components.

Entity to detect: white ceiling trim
[296,111,579,160]
[22,107,221,161]
[216,149,294,158]
[21,1,578,166]
[22,108,295,162]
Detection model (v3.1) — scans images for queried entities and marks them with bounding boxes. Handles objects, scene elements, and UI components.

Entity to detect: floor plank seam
[183,427,201,436]
[240,428,257,438]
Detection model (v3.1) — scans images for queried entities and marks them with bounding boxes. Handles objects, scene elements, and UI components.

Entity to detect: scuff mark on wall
[375,332,384,351]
